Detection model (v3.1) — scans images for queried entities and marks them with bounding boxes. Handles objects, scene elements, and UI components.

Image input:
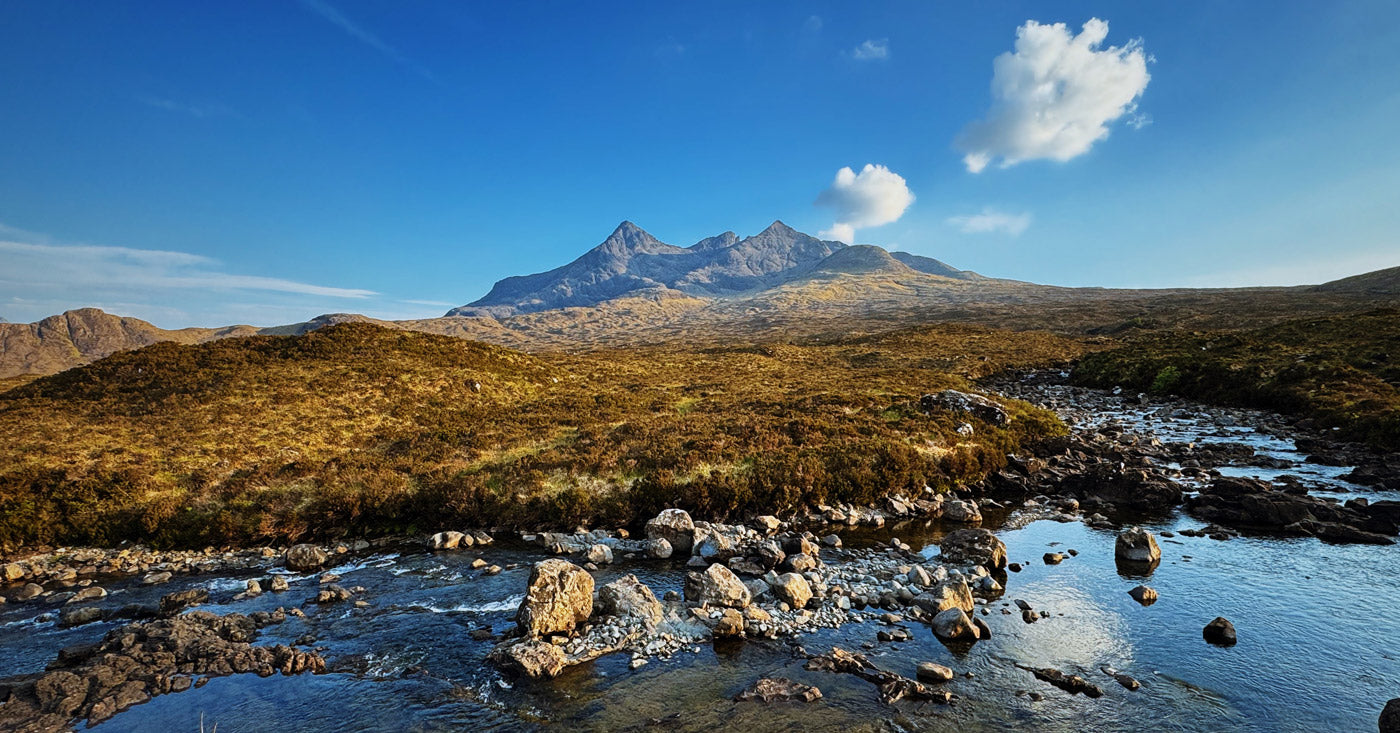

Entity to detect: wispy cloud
[0,239,375,299]
[137,95,234,118]
[850,39,889,61]
[946,207,1032,236]
[298,0,436,81]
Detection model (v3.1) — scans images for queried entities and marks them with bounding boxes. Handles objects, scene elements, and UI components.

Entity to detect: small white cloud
[946,208,1032,236]
[815,164,915,244]
[958,18,1150,172]
[851,39,889,61]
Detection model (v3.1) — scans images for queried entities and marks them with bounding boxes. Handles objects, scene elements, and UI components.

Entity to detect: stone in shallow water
[516,559,594,637]
[1115,527,1162,564]
[1128,585,1158,605]
[733,677,822,703]
[1203,616,1237,646]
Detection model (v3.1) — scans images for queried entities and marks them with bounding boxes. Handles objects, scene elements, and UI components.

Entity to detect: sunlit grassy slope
[0,322,1082,550]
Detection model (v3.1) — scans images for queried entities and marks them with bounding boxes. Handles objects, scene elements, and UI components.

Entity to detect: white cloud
[957,18,1150,173]
[851,39,889,61]
[815,164,915,243]
[946,208,1032,236]
[0,240,375,299]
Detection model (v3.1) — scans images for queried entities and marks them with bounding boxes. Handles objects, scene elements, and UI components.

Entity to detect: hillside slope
[0,321,1076,550]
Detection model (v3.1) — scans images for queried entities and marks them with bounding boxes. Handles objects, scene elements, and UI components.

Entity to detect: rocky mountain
[1,222,1394,381]
[447,221,977,317]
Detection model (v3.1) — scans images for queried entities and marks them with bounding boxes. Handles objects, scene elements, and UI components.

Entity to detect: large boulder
[2,562,25,583]
[914,577,974,616]
[284,544,329,572]
[1115,527,1162,564]
[490,639,568,679]
[516,559,594,638]
[939,529,1007,569]
[596,575,663,626]
[1381,698,1400,733]
[684,563,751,608]
[646,509,696,555]
[769,573,813,610]
[931,608,979,641]
[920,390,1009,427]
[431,531,468,550]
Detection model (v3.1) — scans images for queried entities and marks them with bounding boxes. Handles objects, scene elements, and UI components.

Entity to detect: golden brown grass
[0,322,1083,551]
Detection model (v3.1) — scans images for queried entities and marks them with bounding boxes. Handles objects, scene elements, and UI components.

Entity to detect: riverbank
[1,376,1397,731]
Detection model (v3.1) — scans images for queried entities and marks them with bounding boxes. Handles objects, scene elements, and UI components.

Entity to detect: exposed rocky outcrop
[805,647,951,705]
[733,677,822,703]
[1187,477,1395,544]
[0,610,322,731]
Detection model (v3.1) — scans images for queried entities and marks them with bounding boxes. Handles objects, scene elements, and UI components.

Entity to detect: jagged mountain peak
[446,220,966,318]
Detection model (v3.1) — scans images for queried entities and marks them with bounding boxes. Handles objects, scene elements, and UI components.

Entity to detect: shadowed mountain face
[447,221,976,317]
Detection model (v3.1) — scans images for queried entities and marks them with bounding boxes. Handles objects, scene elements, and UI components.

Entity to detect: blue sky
[2,1,1398,327]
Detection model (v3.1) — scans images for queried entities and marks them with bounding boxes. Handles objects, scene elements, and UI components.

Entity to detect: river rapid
[1,382,1397,732]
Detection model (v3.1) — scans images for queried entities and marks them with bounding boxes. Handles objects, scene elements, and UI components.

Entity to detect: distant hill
[1312,265,1400,295]
[1,223,1396,379]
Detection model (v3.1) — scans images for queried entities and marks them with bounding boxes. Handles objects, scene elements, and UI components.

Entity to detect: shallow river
[2,388,1397,732]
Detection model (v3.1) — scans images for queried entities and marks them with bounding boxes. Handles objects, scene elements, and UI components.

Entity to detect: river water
[1,387,1397,732]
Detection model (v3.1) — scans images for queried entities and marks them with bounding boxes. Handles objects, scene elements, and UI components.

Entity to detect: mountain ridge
[448,220,978,318]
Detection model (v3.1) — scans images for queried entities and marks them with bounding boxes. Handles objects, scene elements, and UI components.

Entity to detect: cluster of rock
[978,379,1400,545]
[488,511,1016,680]
[0,545,283,604]
[427,530,495,551]
[1187,476,1397,545]
[0,609,323,732]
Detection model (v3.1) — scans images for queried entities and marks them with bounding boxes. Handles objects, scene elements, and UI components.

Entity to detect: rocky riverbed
[0,377,1397,732]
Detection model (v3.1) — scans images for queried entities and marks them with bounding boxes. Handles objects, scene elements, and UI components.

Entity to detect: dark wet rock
[314,584,353,604]
[58,606,103,628]
[1043,552,1064,565]
[921,389,1008,427]
[733,677,822,703]
[916,662,954,683]
[1018,665,1104,698]
[938,528,1007,569]
[1381,698,1400,733]
[516,559,594,638]
[0,610,321,731]
[806,647,951,705]
[157,588,208,617]
[1058,462,1182,512]
[1204,616,1237,646]
[1188,477,1394,544]
[684,563,751,609]
[284,544,329,572]
[1102,666,1140,690]
[489,639,568,680]
[1127,585,1158,605]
